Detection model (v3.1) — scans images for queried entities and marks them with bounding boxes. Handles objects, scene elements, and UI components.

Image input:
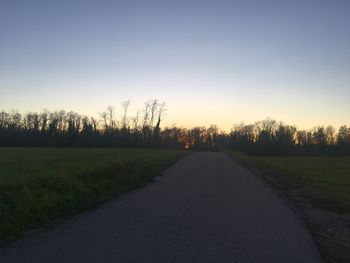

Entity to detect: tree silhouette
[0,104,349,155]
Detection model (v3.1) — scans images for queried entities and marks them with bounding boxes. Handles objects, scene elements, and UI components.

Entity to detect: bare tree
[337,126,350,145]
[99,111,108,131]
[0,111,9,129]
[40,110,49,133]
[142,101,151,129]
[149,99,159,130]
[154,102,166,132]
[325,125,335,145]
[121,100,131,128]
[296,130,307,145]
[106,106,115,130]
[131,110,141,131]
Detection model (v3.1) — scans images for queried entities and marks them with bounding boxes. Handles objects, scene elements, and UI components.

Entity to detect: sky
[0,0,349,131]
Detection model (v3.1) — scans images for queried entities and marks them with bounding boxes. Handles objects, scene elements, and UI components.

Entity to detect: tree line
[0,100,222,150]
[0,100,170,148]
[1,102,349,155]
[229,118,350,155]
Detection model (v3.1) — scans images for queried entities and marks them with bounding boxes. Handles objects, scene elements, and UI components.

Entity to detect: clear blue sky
[1,0,349,130]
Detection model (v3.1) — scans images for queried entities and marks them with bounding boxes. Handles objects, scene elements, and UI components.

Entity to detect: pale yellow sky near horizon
[2,94,347,133]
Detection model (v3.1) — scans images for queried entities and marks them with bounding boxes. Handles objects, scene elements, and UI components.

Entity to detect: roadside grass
[0,148,187,243]
[226,151,350,215]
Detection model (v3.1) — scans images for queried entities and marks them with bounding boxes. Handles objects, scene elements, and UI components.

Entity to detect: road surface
[0,152,321,263]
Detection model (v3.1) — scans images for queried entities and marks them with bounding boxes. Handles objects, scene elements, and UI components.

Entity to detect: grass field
[0,148,187,242]
[227,151,350,215]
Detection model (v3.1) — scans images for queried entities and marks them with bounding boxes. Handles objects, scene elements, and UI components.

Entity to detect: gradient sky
[1,0,349,131]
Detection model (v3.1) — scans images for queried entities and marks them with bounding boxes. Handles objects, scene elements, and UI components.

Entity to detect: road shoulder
[226,151,350,263]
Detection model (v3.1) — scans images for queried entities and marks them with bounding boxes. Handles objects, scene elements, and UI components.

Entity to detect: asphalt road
[0,152,321,263]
